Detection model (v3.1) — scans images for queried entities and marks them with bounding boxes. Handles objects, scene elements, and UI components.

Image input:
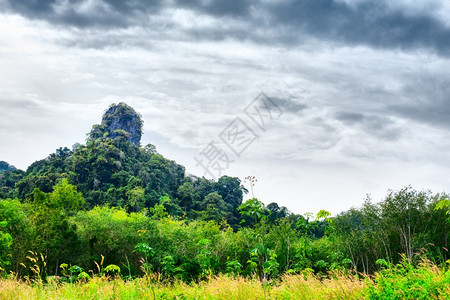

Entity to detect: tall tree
[31,178,84,276]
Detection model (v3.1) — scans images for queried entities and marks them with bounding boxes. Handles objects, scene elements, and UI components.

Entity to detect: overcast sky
[1,0,450,215]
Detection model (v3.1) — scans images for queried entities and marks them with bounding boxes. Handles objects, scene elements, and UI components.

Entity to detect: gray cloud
[0,98,41,111]
[267,1,450,54]
[391,75,450,128]
[335,112,364,125]
[0,0,163,28]
[2,0,450,56]
[174,0,252,18]
[363,116,402,141]
[336,111,402,141]
[271,96,308,114]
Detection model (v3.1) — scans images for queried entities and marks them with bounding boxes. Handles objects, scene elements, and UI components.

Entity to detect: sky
[1,0,450,215]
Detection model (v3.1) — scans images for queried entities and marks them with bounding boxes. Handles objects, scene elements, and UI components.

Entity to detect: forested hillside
[0,103,249,225]
[0,161,16,173]
[0,103,448,286]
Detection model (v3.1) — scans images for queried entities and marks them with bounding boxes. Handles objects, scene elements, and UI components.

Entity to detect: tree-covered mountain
[0,162,23,199]
[87,102,143,146]
[0,103,252,226]
[0,161,15,173]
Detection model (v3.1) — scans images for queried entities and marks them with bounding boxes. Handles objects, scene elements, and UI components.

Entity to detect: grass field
[1,260,448,300]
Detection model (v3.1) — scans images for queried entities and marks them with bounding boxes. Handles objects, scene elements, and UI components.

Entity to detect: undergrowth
[0,259,448,299]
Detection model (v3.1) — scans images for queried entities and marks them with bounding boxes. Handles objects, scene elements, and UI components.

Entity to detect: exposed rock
[88,102,143,146]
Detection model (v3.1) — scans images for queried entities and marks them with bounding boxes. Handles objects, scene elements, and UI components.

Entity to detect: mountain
[0,102,246,226]
[0,161,23,199]
[88,102,143,146]
[0,161,16,173]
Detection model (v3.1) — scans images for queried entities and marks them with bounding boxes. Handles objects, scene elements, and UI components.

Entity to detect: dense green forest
[0,103,448,285]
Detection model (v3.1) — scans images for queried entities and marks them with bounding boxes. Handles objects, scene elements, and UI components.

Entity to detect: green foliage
[267,202,288,224]
[48,178,85,214]
[263,252,280,277]
[435,199,450,224]
[30,179,84,276]
[74,206,150,272]
[60,264,90,282]
[133,243,154,259]
[149,202,168,220]
[238,198,269,225]
[126,186,145,212]
[133,243,154,275]
[197,192,228,222]
[0,198,33,275]
[435,199,450,212]
[332,188,449,273]
[0,168,24,199]
[366,258,450,299]
[161,255,184,279]
[247,235,281,282]
[225,260,242,275]
[196,238,214,276]
[177,182,198,212]
[1,173,449,285]
[290,236,313,272]
[104,264,121,276]
[157,195,182,217]
[0,220,12,272]
[0,161,16,173]
[315,210,331,221]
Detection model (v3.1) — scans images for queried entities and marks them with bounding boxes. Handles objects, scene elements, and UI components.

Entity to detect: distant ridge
[0,161,16,173]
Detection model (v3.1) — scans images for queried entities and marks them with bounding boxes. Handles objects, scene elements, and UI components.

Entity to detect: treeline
[0,137,249,228]
[0,180,448,281]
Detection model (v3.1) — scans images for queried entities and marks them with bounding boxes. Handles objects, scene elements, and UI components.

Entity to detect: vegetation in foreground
[0,259,448,299]
[1,103,449,298]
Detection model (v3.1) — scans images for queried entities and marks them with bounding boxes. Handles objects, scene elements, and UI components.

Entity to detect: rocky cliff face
[88,102,143,146]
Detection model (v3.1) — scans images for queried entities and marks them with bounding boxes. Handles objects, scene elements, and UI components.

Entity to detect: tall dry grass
[271,272,366,299]
[0,273,364,300]
[0,262,448,300]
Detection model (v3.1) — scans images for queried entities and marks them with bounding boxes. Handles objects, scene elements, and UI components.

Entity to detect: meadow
[0,259,448,300]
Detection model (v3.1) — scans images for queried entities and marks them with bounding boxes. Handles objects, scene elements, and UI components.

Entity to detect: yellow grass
[271,272,366,299]
[0,272,368,300]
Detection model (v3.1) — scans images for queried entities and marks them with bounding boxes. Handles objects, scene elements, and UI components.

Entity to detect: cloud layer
[1,0,450,213]
[2,0,450,54]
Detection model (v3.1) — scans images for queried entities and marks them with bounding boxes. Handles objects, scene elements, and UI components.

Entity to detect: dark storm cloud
[265,0,450,54]
[363,115,402,141]
[0,0,164,27]
[336,112,364,125]
[336,111,401,141]
[174,0,252,17]
[391,75,450,127]
[271,96,308,114]
[2,0,450,55]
